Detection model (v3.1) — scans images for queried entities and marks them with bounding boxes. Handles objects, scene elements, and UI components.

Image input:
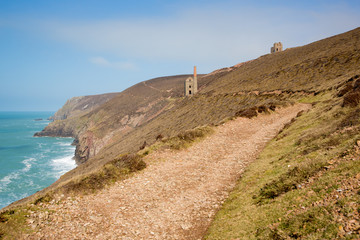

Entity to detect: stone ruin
[185,66,198,96]
[271,42,283,53]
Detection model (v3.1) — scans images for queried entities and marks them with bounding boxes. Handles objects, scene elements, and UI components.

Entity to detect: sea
[0,112,77,209]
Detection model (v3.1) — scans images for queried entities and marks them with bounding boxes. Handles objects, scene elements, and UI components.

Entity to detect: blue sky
[0,0,359,111]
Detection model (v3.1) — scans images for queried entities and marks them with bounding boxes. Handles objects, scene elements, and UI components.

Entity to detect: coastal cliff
[32,27,360,169]
[2,27,360,239]
[35,75,200,164]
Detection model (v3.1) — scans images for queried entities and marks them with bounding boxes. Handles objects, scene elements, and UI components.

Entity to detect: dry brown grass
[8,27,360,216]
[61,154,146,195]
[202,28,360,95]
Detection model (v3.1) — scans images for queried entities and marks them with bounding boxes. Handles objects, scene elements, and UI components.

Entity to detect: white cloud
[89,57,136,70]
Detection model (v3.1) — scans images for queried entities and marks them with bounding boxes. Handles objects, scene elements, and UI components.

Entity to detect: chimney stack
[193,66,198,94]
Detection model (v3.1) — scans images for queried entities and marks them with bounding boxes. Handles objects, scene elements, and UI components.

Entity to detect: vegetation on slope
[0,125,216,238]
[203,27,360,95]
[205,85,360,239]
[2,27,360,239]
[15,27,360,207]
[60,125,215,196]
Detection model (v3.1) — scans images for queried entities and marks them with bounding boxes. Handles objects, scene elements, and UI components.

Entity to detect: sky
[0,0,359,111]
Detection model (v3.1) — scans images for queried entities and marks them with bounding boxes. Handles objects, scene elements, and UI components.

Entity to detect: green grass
[205,91,360,239]
[0,208,32,239]
[139,125,214,156]
[61,153,146,195]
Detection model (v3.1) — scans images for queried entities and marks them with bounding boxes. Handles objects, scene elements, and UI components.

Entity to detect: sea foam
[0,172,19,192]
[51,155,77,179]
[0,157,35,192]
[0,111,76,209]
[22,157,36,173]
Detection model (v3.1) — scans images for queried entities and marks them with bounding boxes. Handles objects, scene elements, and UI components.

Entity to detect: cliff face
[35,74,202,164]
[35,28,360,167]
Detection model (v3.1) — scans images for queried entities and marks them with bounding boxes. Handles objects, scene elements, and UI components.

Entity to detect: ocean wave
[50,155,76,179]
[35,121,50,125]
[65,147,76,153]
[0,157,36,192]
[55,142,72,147]
[37,142,45,148]
[0,172,19,192]
[21,157,36,173]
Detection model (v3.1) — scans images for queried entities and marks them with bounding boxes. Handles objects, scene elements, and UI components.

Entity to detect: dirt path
[24,104,310,240]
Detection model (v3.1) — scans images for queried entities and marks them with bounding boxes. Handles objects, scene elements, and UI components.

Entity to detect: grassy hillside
[203,27,360,94]
[36,74,207,162]
[37,74,197,138]
[206,86,360,239]
[1,27,360,239]
[29,27,360,199]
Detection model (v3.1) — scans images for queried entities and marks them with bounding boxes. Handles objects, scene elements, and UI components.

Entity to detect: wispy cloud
[40,4,360,64]
[89,57,136,70]
[4,2,360,69]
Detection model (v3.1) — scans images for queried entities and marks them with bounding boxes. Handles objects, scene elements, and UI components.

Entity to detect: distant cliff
[35,75,200,164]
[49,93,119,121]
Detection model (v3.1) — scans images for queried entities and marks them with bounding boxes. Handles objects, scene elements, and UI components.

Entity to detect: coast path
[24,103,310,240]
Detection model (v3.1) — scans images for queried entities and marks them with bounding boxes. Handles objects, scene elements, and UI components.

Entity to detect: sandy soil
[24,103,310,240]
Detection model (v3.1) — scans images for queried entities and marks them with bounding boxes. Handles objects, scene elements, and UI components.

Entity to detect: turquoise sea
[0,112,76,209]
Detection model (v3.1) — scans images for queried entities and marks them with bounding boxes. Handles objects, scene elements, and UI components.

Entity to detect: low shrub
[33,194,52,205]
[155,134,163,141]
[337,108,360,128]
[166,126,214,150]
[342,91,360,107]
[279,207,337,239]
[268,104,276,111]
[0,214,8,223]
[257,105,269,113]
[337,83,353,97]
[256,207,337,239]
[255,161,326,203]
[63,154,146,194]
[235,107,258,118]
[139,141,147,150]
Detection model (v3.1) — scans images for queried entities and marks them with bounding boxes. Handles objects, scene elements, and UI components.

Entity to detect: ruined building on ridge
[271,42,283,53]
[185,66,198,96]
